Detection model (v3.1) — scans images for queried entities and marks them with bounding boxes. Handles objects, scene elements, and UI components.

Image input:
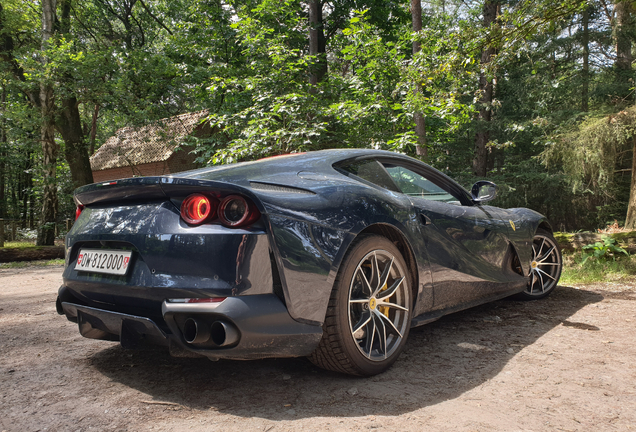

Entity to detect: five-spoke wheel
[309,235,412,376]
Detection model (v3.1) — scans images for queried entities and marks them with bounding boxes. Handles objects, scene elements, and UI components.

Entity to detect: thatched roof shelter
[90,110,209,182]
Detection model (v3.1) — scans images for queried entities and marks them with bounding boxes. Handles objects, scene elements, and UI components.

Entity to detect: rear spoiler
[74,177,265,212]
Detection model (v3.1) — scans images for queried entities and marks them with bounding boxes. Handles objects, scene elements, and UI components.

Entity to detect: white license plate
[75,249,133,275]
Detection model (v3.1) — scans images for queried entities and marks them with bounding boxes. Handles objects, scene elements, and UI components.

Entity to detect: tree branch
[138,0,173,35]
[69,4,102,47]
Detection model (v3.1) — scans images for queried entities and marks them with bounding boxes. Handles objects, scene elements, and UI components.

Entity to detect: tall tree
[473,0,500,177]
[38,0,58,246]
[308,0,327,86]
[0,86,5,220]
[625,134,636,229]
[612,0,632,99]
[582,5,590,112]
[411,0,427,160]
[56,0,93,189]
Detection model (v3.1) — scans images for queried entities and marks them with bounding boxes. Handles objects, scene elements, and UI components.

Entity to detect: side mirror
[471,180,498,203]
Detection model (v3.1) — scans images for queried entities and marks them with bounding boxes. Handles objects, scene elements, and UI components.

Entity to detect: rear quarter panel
[255,180,428,326]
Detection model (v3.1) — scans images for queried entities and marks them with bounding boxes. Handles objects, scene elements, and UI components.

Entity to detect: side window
[337,159,401,192]
[383,164,459,204]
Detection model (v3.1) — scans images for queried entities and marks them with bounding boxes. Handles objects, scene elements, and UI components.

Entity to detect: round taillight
[181,194,217,225]
[218,195,259,227]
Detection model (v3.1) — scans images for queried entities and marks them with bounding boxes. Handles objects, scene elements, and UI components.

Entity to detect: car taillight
[179,193,260,228]
[218,195,259,228]
[180,194,218,225]
[75,205,85,221]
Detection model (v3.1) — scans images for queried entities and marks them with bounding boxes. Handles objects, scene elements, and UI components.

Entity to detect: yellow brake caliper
[379,282,390,318]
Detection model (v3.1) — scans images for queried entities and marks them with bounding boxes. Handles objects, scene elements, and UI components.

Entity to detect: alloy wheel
[348,250,410,361]
[526,233,561,296]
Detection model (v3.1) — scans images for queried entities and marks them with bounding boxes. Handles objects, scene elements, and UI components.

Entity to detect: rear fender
[264,188,423,326]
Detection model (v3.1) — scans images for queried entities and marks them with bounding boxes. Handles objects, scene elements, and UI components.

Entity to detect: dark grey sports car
[57,149,562,376]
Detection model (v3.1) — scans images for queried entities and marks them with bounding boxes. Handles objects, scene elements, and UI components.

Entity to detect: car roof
[171,149,415,180]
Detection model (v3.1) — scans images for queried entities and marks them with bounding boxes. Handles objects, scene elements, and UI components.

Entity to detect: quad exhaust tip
[183,318,239,347]
[183,318,210,344]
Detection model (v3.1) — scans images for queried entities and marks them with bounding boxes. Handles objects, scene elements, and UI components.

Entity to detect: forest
[1,0,636,245]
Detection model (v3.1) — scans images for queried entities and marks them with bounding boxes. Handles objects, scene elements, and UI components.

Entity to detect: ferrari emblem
[509,220,516,231]
[369,298,377,310]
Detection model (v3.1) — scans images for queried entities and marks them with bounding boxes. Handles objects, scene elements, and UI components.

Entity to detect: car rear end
[57,176,322,360]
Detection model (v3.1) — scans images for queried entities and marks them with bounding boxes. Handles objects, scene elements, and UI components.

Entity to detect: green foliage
[561,252,636,284]
[542,108,636,193]
[1,0,636,234]
[1,241,38,250]
[200,9,416,164]
[580,236,629,264]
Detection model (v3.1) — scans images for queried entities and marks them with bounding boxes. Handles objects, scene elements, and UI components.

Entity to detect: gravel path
[1,265,635,431]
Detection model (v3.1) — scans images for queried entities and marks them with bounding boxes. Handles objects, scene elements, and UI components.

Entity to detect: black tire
[515,228,562,300]
[308,235,412,376]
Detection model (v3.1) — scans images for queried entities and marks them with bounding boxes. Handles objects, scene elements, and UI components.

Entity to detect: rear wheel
[308,235,412,376]
[516,228,562,300]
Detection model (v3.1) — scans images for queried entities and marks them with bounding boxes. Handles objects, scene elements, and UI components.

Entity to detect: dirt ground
[1,265,635,432]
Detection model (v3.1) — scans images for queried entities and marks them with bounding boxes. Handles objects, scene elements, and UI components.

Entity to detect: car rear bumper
[57,290,323,360]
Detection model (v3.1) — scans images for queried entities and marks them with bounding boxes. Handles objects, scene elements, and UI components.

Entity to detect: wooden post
[11,220,16,241]
[66,218,71,231]
[0,218,4,247]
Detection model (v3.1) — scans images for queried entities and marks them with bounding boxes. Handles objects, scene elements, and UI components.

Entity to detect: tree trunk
[57,97,94,188]
[10,168,17,220]
[411,0,427,160]
[473,0,499,177]
[613,1,633,99]
[89,104,100,155]
[37,0,58,246]
[0,86,6,219]
[582,6,590,112]
[29,155,35,229]
[625,136,636,229]
[55,0,93,188]
[308,0,327,86]
[21,162,28,227]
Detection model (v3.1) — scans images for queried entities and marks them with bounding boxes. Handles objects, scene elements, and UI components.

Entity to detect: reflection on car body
[58,149,562,376]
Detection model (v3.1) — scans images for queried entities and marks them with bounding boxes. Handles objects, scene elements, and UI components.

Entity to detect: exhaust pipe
[183,318,211,344]
[211,321,239,346]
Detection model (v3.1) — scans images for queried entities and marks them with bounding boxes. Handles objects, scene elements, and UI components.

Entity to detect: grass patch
[0,241,38,249]
[0,259,64,269]
[561,252,636,284]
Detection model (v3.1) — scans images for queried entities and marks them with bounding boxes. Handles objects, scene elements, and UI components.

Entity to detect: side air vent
[269,251,286,305]
[249,182,315,195]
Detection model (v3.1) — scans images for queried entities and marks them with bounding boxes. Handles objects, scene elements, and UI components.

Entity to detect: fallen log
[0,246,64,263]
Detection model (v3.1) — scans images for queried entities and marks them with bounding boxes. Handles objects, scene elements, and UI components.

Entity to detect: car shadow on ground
[91,285,602,420]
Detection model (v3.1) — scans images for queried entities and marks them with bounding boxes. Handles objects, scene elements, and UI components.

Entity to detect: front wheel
[308,235,412,376]
[516,228,562,300]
